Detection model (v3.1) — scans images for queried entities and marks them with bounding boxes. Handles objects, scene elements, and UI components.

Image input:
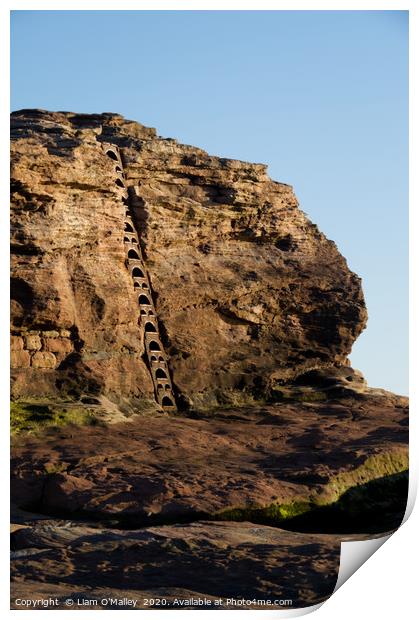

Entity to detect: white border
[2,2,416,619]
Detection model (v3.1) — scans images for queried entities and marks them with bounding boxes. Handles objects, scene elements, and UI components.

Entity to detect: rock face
[11,109,367,408]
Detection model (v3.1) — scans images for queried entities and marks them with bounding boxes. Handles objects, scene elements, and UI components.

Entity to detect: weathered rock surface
[11,109,367,407]
[11,520,343,609]
[11,391,408,525]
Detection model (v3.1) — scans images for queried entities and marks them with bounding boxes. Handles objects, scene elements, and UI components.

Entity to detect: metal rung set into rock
[102,143,177,411]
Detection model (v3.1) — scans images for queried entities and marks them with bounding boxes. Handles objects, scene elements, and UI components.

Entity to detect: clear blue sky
[10,10,409,395]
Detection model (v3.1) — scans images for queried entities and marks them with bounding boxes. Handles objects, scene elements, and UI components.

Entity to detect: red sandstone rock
[11,393,408,522]
[10,520,345,609]
[31,351,57,369]
[43,337,73,354]
[10,110,367,407]
[42,473,95,513]
[24,334,41,351]
[10,336,23,351]
[10,350,30,368]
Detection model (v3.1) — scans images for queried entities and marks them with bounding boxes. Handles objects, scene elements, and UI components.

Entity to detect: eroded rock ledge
[11,109,367,408]
[11,390,408,527]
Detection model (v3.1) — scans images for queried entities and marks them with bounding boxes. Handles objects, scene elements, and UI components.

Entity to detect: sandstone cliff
[10,110,367,408]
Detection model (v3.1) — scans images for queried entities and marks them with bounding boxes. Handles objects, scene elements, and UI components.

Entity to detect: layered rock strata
[11,109,367,407]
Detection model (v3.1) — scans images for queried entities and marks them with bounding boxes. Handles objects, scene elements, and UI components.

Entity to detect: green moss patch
[10,401,98,435]
[209,452,408,534]
[316,450,409,506]
[212,500,313,525]
[269,387,328,403]
[278,471,409,535]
